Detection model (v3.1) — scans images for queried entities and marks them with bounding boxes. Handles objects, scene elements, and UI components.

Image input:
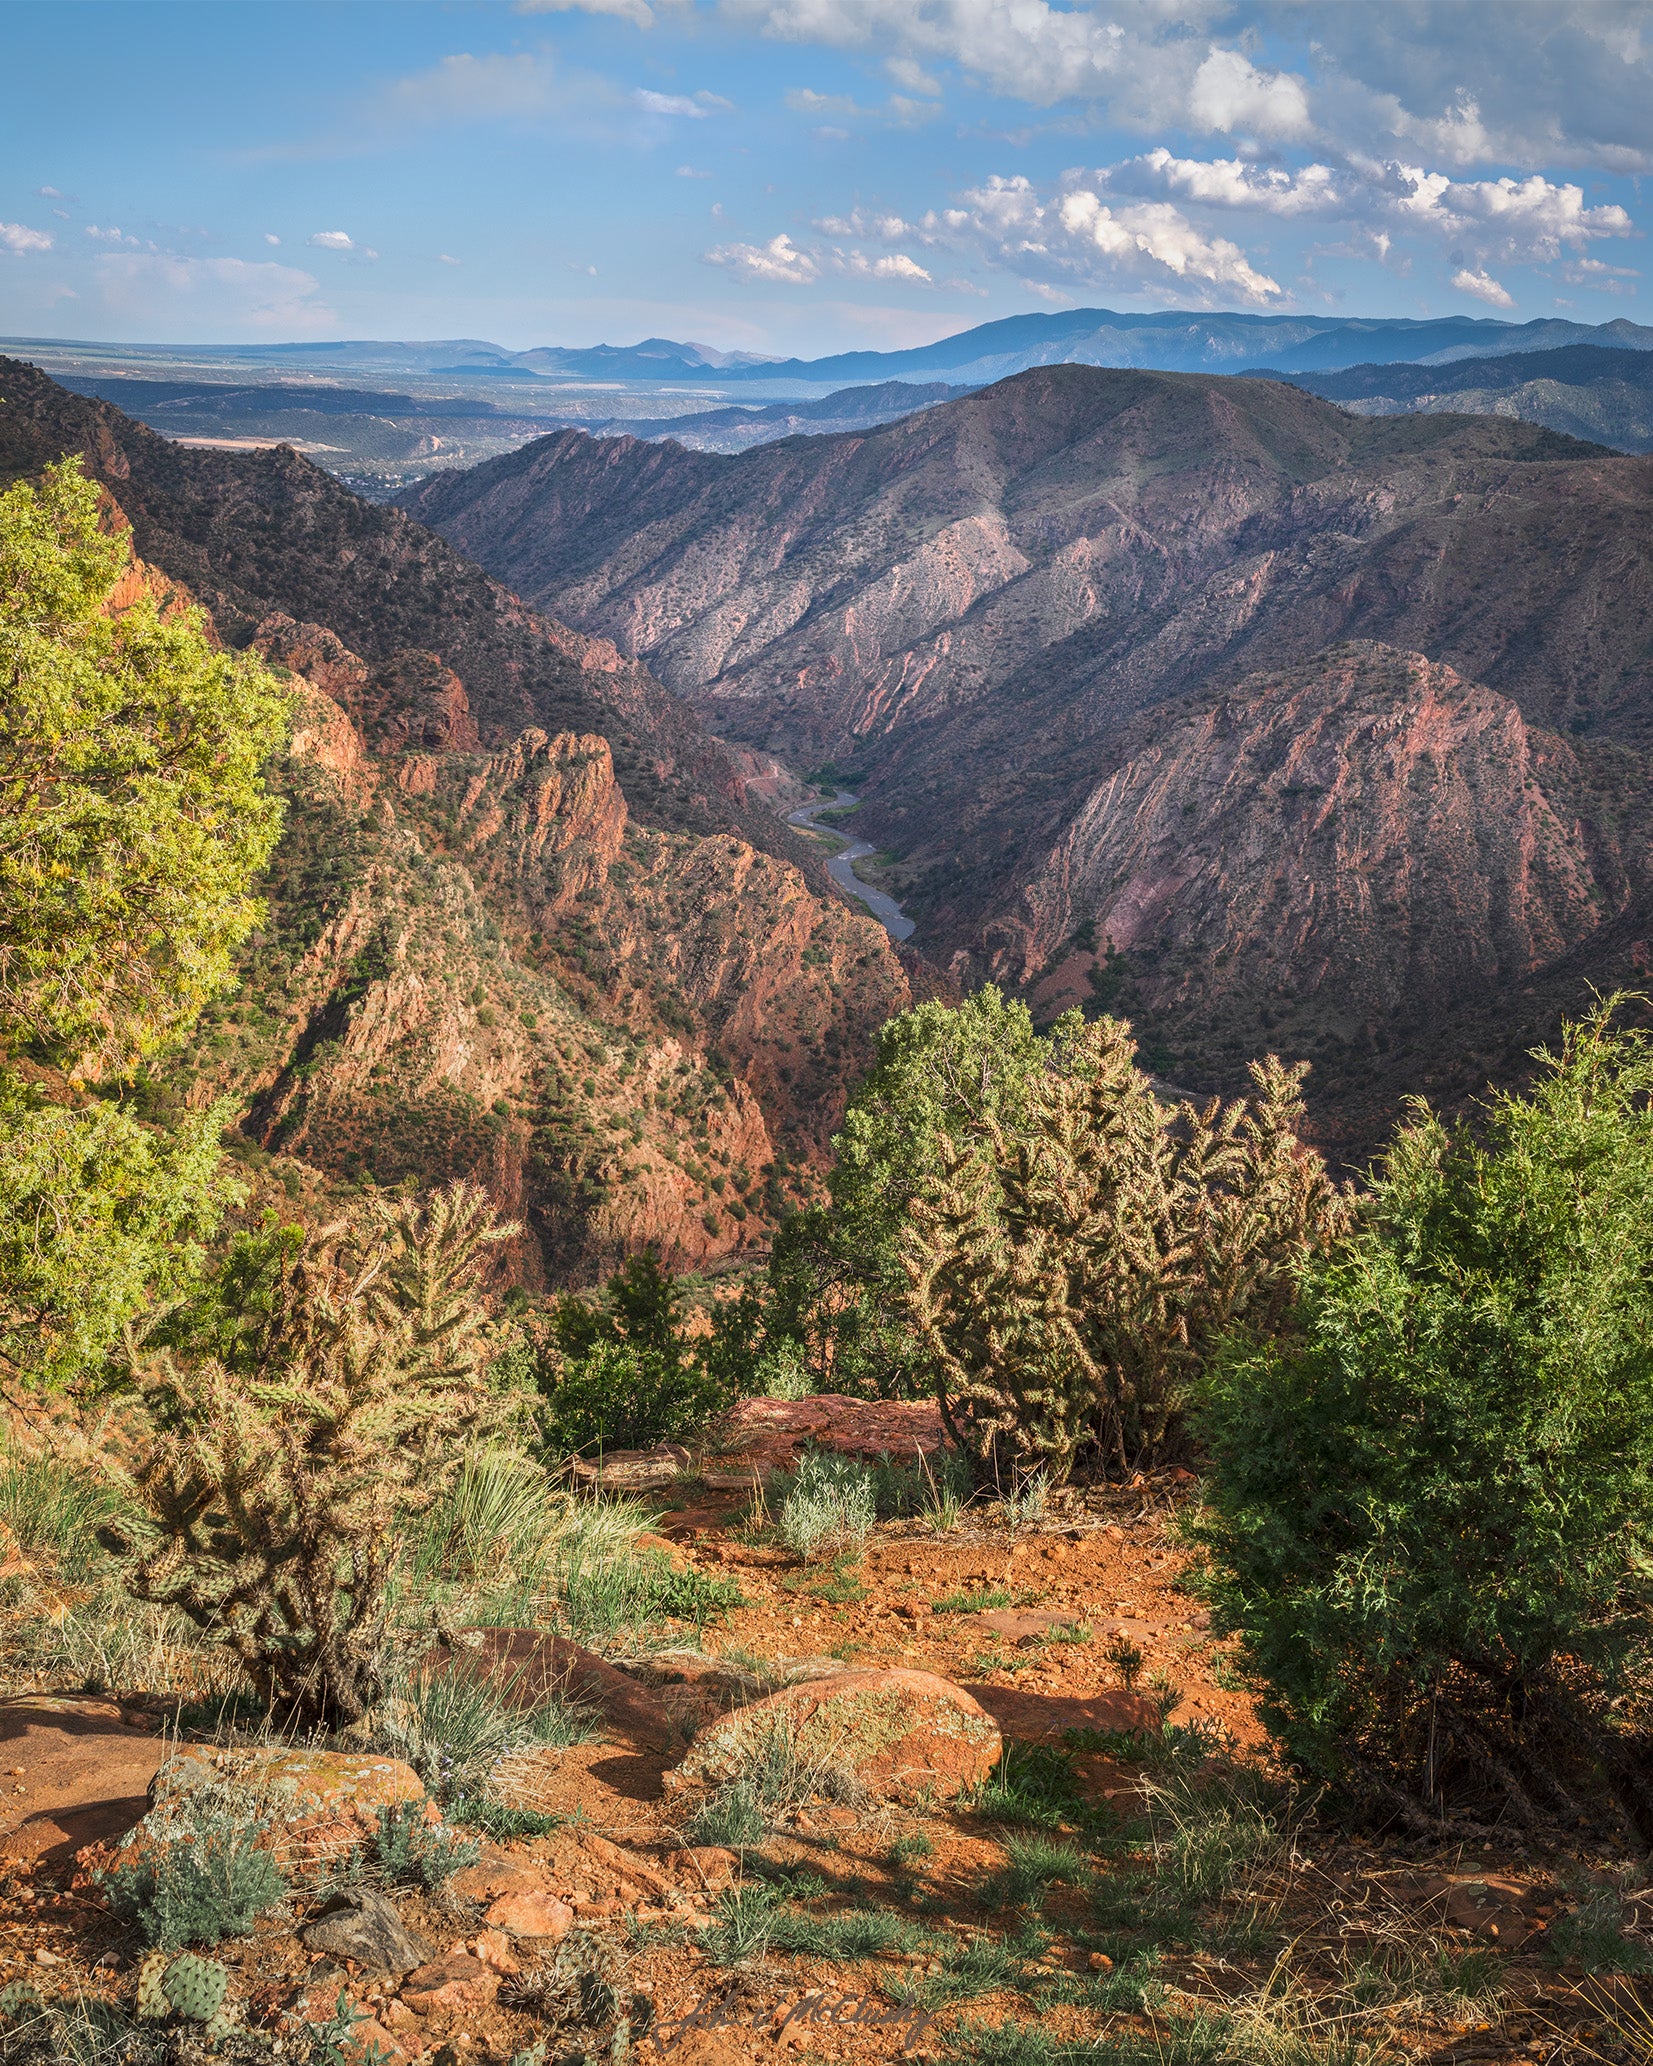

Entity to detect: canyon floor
[0,1439,1645,2066]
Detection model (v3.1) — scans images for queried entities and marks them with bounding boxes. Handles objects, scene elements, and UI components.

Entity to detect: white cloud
[1188,48,1312,142]
[518,0,656,22]
[633,87,710,115]
[263,232,281,245]
[886,55,942,96]
[94,255,333,334]
[703,230,820,282]
[438,252,462,265]
[0,222,52,254]
[676,163,713,177]
[1105,148,1341,217]
[307,229,356,250]
[34,186,61,199]
[932,172,1283,303]
[813,207,917,239]
[1379,165,1633,261]
[835,248,931,280]
[1450,265,1515,306]
[85,224,141,247]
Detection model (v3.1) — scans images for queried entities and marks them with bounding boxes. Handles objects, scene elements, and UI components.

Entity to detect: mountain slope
[1270,344,1653,454]
[403,363,1653,1152]
[0,359,911,1275]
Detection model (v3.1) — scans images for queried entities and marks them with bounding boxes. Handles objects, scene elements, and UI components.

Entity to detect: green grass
[966,1741,1124,1845]
[373,1655,598,1799]
[704,1880,931,1966]
[448,1798,565,1841]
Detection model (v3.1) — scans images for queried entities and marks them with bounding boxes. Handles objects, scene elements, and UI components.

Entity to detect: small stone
[483,1890,574,1941]
[304,1890,432,1975]
[399,1955,500,2016]
[469,1928,519,1975]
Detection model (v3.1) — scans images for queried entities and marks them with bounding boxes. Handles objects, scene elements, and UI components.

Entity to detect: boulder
[569,1443,691,1492]
[149,1747,424,1823]
[0,1694,168,1869]
[667,1668,1000,1803]
[302,1889,432,1974]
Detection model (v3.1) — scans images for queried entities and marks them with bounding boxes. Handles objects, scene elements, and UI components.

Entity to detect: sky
[0,0,1647,359]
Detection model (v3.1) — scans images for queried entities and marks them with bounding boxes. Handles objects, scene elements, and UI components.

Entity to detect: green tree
[0,1079,232,1392]
[769,988,1058,1397]
[902,1017,1340,1485]
[1190,1002,1653,1838]
[537,1249,744,1454]
[0,457,290,1388]
[0,458,288,1071]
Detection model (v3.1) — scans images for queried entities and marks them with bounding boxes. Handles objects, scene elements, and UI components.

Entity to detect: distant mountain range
[594,382,974,454]
[401,362,1653,1159]
[11,308,1653,399]
[1262,344,1653,455]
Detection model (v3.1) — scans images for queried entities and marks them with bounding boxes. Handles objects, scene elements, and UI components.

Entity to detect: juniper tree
[1191,1002,1653,1839]
[901,1017,1342,1484]
[106,1182,514,1728]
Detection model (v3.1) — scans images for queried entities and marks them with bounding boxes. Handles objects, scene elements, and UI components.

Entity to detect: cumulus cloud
[1187,48,1312,141]
[85,224,142,247]
[676,164,713,177]
[94,255,333,333]
[438,252,462,265]
[307,230,356,250]
[833,247,932,279]
[1103,149,1341,216]
[703,231,820,281]
[0,222,52,254]
[933,172,1283,303]
[263,232,281,245]
[1449,265,1514,306]
[1379,165,1632,261]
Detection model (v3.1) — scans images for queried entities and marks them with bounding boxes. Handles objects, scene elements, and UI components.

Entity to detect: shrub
[1191,1004,1653,1837]
[775,1448,877,1559]
[371,1801,481,1889]
[903,1018,1342,1483]
[105,1182,513,1730]
[98,1803,285,1948]
[375,1656,596,1799]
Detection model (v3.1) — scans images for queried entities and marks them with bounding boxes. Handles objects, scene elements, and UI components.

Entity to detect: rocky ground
[0,1408,1648,2066]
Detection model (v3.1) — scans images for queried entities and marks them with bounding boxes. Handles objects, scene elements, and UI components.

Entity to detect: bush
[98,1803,285,1949]
[370,1801,481,1889]
[1192,1004,1653,1837]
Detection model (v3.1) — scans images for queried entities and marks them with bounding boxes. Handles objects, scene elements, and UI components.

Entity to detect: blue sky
[0,0,1646,357]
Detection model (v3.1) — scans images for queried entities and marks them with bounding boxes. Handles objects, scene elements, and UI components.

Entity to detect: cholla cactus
[106,1182,514,1728]
[901,1018,1345,1482]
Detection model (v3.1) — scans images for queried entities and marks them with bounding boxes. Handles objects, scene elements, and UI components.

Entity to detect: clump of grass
[1548,1888,1653,1974]
[704,1880,928,1966]
[1103,1633,1145,1689]
[375,1656,597,1799]
[994,1835,1094,1908]
[685,1783,767,1850]
[448,1798,564,1841]
[775,1450,877,1560]
[1342,1936,1504,2017]
[967,1741,1119,1843]
[934,1586,1020,1615]
[890,1832,934,1871]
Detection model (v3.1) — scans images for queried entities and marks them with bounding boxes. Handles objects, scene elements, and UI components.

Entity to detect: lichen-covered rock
[666,1668,1000,1803]
[399,1953,500,2016]
[148,1747,424,1823]
[302,1889,432,1974]
[485,1889,575,1941]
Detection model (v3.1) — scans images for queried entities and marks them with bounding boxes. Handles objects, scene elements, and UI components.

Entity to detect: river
[786,791,916,943]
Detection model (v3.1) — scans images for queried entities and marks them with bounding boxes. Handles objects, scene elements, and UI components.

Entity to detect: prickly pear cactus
[161,1952,229,2024]
[136,1950,170,2022]
[0,1980,42,2023]
[202,2005,237,2044]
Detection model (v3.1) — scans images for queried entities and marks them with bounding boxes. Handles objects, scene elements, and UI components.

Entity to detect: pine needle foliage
[901,1017,1341,1483]
[1190,1001,1653,1837]
[105,1181,515,1728]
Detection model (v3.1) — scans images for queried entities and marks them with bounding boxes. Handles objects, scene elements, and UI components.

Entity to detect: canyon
[403,363,1653,1154]
[0,356,911,1278]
